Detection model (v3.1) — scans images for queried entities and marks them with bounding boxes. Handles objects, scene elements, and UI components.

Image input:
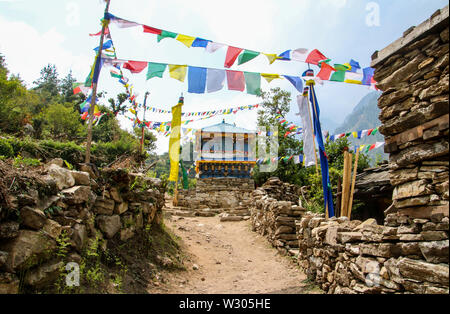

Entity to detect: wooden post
[336,177,342,218]
[140,92,150,154]
[347,148,360,220]
[340,151,349,217]
[85,0,111,164]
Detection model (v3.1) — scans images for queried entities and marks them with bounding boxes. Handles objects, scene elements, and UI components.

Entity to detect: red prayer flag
[81,112,88,120]
[226,70,245,91]
[224,46,243,68]
[305,49,328,65]
[89,27,110,37]
[123,61,148,74]
[143,25,162,35]
[369,144,376,151]
[317,63,336,80]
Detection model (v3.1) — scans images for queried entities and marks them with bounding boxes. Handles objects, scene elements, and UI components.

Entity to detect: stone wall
[0,159,165,293]
[371,6,449,220]
[250,177,305,255]
[296,213,449,294]
[176,178,255,210]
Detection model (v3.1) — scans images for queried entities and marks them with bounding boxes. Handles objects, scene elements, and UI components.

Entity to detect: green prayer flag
[146,62,167,80]
[157,30,178,42]
[330,64,349,82]
[180,161,189,189]
[110,72,122,79]
[238,50,260,65]
[244,72,261,96]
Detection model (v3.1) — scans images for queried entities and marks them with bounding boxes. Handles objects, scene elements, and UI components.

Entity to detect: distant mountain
[333,91,387,165]
[321,117,339,134]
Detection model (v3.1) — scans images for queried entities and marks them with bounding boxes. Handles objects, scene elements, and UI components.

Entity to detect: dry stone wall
[250,177,305,255]
[0,159,165,293]
[371,6,449,220]
[296,213,449,294]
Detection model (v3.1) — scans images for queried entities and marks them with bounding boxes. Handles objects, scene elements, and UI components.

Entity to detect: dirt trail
[148,203,322,294]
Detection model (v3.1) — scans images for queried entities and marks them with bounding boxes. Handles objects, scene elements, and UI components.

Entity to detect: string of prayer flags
[327,127,380,142]
[73,83,91,96]
[354,142,385,153]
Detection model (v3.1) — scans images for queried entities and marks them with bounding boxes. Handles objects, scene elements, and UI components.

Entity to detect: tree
[108,93,129,116]
[60,70,77,104]
[33,64,60,105]
[133,127,157,154]
[41,103,83,141]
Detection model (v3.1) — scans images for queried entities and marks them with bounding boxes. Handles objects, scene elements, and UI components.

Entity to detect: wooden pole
[336,177,342,218]
[140,92,150,154]
[344,151,353,218]
[347,148,360,220]
[85,0,111,164]
[340,151,348,217]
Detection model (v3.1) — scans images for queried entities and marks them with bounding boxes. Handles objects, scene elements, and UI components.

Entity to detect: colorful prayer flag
[168,64,187,82]
[226,70,245,92]
[146,62,167,80]
[123,61,148,74]
[169,96,184,182]
[224,46,243,68]
[244,72,261,96]
[176,34,196,48]
[238,50,260,65]
[206,68,226,93]
[188,66,207,94]
[157,30,178,42]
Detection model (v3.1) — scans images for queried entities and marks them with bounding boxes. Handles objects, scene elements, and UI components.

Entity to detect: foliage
[13,154,41,168]
[41,103,84,141]
[0,138,14,158]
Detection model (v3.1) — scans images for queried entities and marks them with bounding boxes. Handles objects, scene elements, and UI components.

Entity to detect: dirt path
[148,205,322,294]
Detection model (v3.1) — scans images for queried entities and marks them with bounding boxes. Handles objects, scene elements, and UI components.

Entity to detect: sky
[0,0,448,154]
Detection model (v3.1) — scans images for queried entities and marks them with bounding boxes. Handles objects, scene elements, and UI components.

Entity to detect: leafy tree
[108,93,129,116]
[60,70,78,104]
[41,103,83,141]
[133,126,157,154]
[33,64,60,105]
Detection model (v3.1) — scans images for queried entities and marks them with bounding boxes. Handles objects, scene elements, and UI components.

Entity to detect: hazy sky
[0,0,448,154]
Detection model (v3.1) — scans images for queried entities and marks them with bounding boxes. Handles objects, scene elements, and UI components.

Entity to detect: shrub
[0,138,14,158]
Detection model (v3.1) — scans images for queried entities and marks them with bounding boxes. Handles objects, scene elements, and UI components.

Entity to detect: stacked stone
[177,178,255,210]
[0,159,165,293]
[371,6,449,220]
[250,177,305,254]
[296,212,449,294]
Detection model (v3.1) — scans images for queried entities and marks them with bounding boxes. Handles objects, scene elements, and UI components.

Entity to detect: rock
[360,243,400,258]
[392,180,432,200]
[47,164,75,190]
[93,197,115,215]
[193,264,199,270]
[61,186,91,205]
[419,240,449,263]
[114,202,129,215]
[109,188,123,203]
[324,226,339,245]
[0,251,8,268]
[70,171,90,186]
[36,195,60,212]
[42,219,63,240]
[354,219,378,230]
[71,224,88,252]
[0,230,56,272]
[79,164,98,180]
[421,231,448,241]
[0,273,20,294]
[0,221,20,239]
[338,232,363,243]
[96,215,121,239]
[397,257,449,286]
[46,158,64,168]
[24,260,64,288]
[20,207,47,230]
[120,227,135,241]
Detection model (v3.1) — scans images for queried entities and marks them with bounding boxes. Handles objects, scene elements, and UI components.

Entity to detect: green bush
[0,138,14,158]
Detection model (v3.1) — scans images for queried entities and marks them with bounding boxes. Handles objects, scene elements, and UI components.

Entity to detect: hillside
[333,91,387,164]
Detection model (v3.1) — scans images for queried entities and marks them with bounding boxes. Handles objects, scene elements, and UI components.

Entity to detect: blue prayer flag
[349,59,361,73]
[278,50,291,61]
[188,66,207,94]
[283,75,303,93]
[362,67,375,85]
[192,38,211,48]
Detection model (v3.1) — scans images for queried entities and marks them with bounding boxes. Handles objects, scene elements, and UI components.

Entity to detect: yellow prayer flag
[261,73,281,83]
[176,34,196,48]
[129,108,136,115]
[168,97,184,182]
[263,53,280,64]
[352,132,358,138]
[94,105,101,115]
[168,64,187,82]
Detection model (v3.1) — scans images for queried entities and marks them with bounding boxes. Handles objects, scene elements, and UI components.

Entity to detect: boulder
[42,219,63,240]
[338,232,363,244]
[70,171,90,186]
[61,186,91,205]
[47,164,75,190]
[419,240,449,263]
[20,207,47,230]
[0,221,20,240]
[46,158,64,168]
[24,260,64,288]
[0,250,7,268]
[71,223,88,252]
[96,215,121,239]
[0,273,20,294]
[109,188,123,203]
[0,230,56,272]
[397,257,449,286]
[93,197,115,215]
[114,202,129,215]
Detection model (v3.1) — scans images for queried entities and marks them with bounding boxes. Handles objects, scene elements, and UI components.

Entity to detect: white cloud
[0,15,91,86]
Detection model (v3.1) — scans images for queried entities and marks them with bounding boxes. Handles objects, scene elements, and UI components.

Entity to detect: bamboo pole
[336,177,342,218]
[85,0,111,164]
[347,148,360,220]
[340,151,349,217]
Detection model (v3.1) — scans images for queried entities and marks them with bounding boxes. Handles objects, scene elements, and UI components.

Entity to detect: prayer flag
[344,72,363,84]
[305,49,328,65]
[244,72,261,96]
[283,75,303,93]
[123,61,148,74]
[290,48,309,62]
[168,64,187,82]
[169,97,184,182]
[263,53,280,64]
[317,63,336,81]
[192,38,210,48]
[226,70,245,91]
[104,13,140,28]
[261,73,281,83]
[143,25,162,35]
[278,50,291,61]
[206,68,226,93]
[188,66,207,94]
[349,59,361,73]
[330,64,350,82]
[362,67,375,86]
[157,30,178,42]
[146,62,167,80]
[176,34,196,48]
[224,46,243,68]
[297,94,316,168]
[238,50,260,65]
[206,42,226,53]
